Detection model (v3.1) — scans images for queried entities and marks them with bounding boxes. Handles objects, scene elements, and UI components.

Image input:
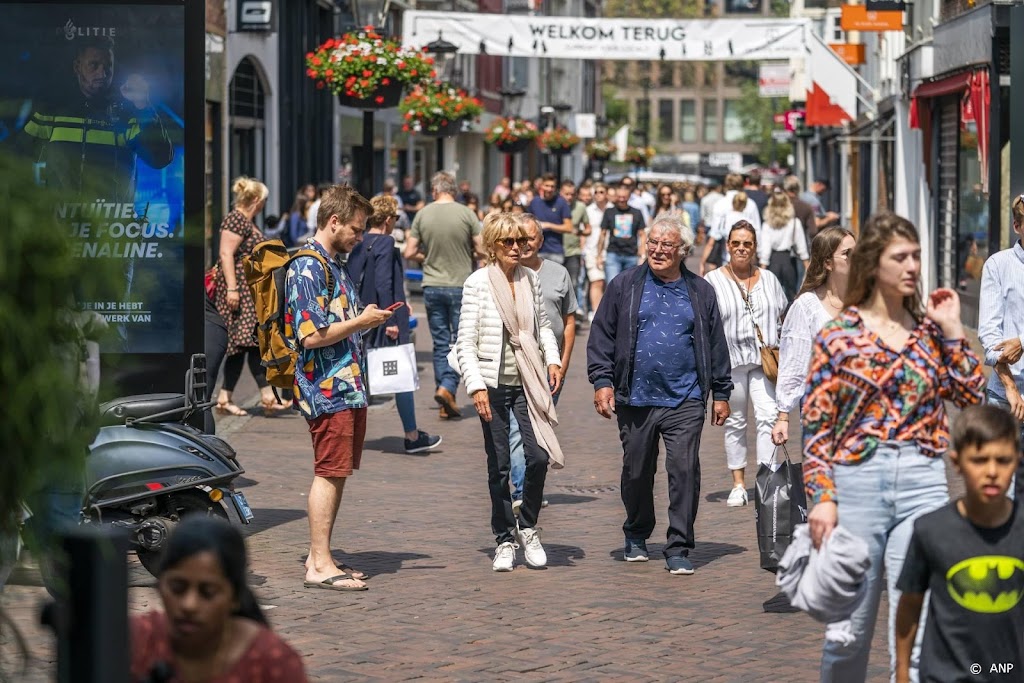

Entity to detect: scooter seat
[99,393,187,426]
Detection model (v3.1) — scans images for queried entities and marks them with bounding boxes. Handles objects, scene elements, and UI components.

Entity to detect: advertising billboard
[0,0,203,392]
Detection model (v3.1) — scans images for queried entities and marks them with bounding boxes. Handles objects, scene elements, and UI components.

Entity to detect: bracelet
[777,415,789,421]
[227,288,238,292]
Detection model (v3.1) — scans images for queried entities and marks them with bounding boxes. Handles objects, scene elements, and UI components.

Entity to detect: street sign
[772,130,794,142]
[759,63,791,98]
[840,5,903,32]
[784,109,805,132]
[773,112,787,125]
[708,152,742,169]
[575,113,597,138]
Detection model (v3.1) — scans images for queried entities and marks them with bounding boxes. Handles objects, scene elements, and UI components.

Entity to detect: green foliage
[602,84,630,129]
[733,80,792,166]
[0,152,120,533]
[603,0,703,18]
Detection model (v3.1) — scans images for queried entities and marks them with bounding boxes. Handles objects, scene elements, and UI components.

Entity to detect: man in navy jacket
[587,213,733,575]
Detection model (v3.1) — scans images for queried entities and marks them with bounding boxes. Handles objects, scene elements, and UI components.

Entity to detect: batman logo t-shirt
[897,501,1024,682]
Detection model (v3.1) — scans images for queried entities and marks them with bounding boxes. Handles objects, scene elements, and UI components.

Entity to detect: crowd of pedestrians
[182,167,1024,683]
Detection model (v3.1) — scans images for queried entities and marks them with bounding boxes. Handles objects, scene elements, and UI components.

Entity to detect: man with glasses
[588,213,733,575]
[599,185,648,283]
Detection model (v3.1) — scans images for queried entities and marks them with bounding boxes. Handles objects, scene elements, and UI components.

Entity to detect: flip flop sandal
[303,573,368,591]
[215,401,248,417]
[339,564,370,581]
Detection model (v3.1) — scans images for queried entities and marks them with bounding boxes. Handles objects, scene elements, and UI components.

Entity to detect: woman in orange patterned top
[131,516,306,682]
[801,212,985,682]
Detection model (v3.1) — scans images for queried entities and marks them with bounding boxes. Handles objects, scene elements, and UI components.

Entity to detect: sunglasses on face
[497,237,530,249]
[729,240,754,249]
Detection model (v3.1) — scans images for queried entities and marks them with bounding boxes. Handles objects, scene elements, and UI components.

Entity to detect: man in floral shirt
[285,185,392,592]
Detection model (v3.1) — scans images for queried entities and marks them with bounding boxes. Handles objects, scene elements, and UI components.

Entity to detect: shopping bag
[366,343,419,396]
[754,445,808,573]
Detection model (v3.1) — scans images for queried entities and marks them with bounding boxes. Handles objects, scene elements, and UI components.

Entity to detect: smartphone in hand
[385,302,405,312]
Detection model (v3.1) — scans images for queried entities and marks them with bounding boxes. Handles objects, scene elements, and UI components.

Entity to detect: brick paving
[3,296,911,682]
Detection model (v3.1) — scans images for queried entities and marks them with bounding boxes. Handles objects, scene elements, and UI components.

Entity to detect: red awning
[912,71,972,100]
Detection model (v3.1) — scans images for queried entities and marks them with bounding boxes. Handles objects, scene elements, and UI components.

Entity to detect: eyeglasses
[729,240,754,249]
[647,239,682,252]
[659,192,672,197]
[497,237,530,249]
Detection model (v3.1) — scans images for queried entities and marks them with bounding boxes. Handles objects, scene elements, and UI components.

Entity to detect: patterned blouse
[802,307,985,505]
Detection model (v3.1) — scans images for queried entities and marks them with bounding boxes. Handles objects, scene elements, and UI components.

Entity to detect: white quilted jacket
[455,268,562,395]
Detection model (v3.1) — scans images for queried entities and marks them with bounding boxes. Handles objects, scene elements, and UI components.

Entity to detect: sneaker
[492,541,517,572]
[623,538,649,562]
[665,555,695,575]
[541,499,549,508]
[727,485,748,507]
[511,498,523,517]
[404,431,442,454]
[516,527,547,568]
[587,310,595,323]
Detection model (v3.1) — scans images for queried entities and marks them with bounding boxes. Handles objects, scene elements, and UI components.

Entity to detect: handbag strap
[727,269,769,350]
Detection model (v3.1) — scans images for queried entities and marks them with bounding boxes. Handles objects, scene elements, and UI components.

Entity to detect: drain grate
[550,484,619,494]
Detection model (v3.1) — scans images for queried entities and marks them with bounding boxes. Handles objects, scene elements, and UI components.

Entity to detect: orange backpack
[243,240,334,391]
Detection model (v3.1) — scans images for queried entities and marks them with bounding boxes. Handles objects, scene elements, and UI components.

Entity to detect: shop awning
[912,71,972,100]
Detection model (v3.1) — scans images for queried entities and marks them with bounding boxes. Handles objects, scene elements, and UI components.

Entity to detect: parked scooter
[85,354,252,575]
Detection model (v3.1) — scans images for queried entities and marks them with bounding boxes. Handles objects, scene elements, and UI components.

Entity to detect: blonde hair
[764,190,795,229]
[1013,195,1024,228]
[481,212,527,264]
[732,191,748,212]
[231,176,268,209]
[368,195,399,229]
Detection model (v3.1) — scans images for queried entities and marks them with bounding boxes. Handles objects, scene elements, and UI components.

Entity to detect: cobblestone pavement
[4,296,911,682]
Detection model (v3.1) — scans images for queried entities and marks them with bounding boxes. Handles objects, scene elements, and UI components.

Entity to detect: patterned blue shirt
[284,240,366,419]
[629,271,702,407]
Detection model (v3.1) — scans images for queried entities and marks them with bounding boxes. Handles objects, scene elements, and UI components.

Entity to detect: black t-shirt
[897,501,1024,683]
[745,188,769,216]
[397,188,423,221]
[601,206,647,257]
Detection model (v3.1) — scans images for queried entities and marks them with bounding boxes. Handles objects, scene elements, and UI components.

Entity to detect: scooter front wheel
[135,490,229,576]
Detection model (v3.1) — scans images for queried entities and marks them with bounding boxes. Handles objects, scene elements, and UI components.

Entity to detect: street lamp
[499,85,527,181]
[350,0,391,199]
[424,33,461,173]
[552,102,572,181]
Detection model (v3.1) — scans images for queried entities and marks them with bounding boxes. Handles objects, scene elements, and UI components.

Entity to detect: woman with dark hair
[802,212,985,681]
[347,195,442,454]
[704,220,788,507]
[653,183,678,218]
[770,227,855,446]
[287,192,311,247]
[130,517,306,682]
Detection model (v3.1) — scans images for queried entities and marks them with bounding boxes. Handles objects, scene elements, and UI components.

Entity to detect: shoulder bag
[728,269,779,383]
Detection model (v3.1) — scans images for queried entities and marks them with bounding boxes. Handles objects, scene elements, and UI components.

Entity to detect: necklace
[727,263,754,295]
[823,288,843,310]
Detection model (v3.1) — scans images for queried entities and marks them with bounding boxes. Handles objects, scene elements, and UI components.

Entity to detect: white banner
[758,63,791,98]
[403,11,810,62]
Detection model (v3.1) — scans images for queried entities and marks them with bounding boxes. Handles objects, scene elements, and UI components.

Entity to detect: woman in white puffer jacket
[455,212,563,573]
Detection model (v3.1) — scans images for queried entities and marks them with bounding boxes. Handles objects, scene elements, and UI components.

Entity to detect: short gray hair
[516,212,539,233]
[431,171,458,197]
[649,211,695,253]
[783,175,802,194]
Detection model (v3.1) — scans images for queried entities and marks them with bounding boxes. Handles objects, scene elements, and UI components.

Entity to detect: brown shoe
[434,387,461,417]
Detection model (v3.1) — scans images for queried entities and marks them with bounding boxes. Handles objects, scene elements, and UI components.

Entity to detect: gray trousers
[616,399,705,557]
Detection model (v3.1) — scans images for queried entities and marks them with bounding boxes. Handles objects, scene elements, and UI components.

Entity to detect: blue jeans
[395,392,417,434]
[820,442,948,683]
[510,388,560,500]
[986,388,1024,500]
[423,286,463,395]
[604,252,638,283]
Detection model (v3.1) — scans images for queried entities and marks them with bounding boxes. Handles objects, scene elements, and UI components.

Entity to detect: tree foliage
[733,80,792,166]
[603,0,704,18]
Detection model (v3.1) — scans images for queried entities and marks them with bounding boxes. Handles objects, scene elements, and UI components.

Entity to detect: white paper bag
[366,343,419,396]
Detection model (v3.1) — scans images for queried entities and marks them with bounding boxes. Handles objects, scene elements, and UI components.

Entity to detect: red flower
[402,124,410,132]
[375,95,385,104]
[430,70,437,79]
[316,82,325,90]
[360,79,370,87]
[306,68,318,78]
[410,69,417,77]
[344,56,353,62]
[311,56,322,66]
[381,77,390,85]
[325,69,334,78]
[306,52,314,60]
[346,90,355,96]
[362,69,373,77]
[397,60,405,69]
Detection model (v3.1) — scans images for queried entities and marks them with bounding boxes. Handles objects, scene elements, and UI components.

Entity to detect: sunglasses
[729,240,754,249]
[497,237,530,248]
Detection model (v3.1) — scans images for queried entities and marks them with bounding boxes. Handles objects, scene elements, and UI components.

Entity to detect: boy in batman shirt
[895,405,1024,683]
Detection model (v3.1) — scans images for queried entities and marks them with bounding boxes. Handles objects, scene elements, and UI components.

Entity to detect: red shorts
[307,408,367,478]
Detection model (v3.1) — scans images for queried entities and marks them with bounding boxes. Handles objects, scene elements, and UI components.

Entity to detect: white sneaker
[727,485,748,507]
[516,527,547,568]
[492,541,517,572]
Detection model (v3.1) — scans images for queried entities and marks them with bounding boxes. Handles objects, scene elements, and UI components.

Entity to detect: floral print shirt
[802,307,985,505]
[285,240,365,419]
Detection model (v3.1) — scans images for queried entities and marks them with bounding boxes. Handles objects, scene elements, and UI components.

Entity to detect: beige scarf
[486,264,564,469]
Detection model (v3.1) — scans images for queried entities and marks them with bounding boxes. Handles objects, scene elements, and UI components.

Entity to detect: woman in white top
[770,227,856,447]
[759,188,809,301]
[704,220,789,507]
[455,213,563,573]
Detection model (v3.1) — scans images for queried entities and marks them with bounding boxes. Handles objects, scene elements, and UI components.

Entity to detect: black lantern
[350,0,389,31]
[499,85,527,118]
[348,0,392,200]
[425,32,460,83]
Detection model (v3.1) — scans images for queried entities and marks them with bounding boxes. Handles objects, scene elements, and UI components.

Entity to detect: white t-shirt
[710,191,761,239]
[758,218,809,266]
[775,292,834,413]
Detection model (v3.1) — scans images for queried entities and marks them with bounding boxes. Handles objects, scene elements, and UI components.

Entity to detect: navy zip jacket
[587,264,733,406]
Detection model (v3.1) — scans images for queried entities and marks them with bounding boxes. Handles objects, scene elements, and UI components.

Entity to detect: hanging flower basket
[399,83,483,136]
[305,28,434,109]
[625,145,656,165]
[538,126,580,155]
[485,117,539,152]
[585,139,616,162]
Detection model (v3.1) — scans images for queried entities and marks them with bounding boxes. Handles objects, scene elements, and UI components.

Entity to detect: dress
[214,210,263,355]
[130,611,307,683]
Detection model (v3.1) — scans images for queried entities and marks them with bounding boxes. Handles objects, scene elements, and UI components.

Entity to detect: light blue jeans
[603,253,638,283]
[820,442,948,683]
[510,388,561,500]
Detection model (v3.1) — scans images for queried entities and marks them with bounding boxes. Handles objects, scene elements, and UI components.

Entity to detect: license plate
[231,491,254,522]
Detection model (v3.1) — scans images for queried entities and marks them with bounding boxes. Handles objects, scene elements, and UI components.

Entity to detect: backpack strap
[288,248,336,303]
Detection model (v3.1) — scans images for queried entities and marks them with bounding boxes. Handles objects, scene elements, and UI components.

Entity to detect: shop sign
[758,63,791,98]
[238,0,274,32]
[828,43,866,65]
[840,5,903,32]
